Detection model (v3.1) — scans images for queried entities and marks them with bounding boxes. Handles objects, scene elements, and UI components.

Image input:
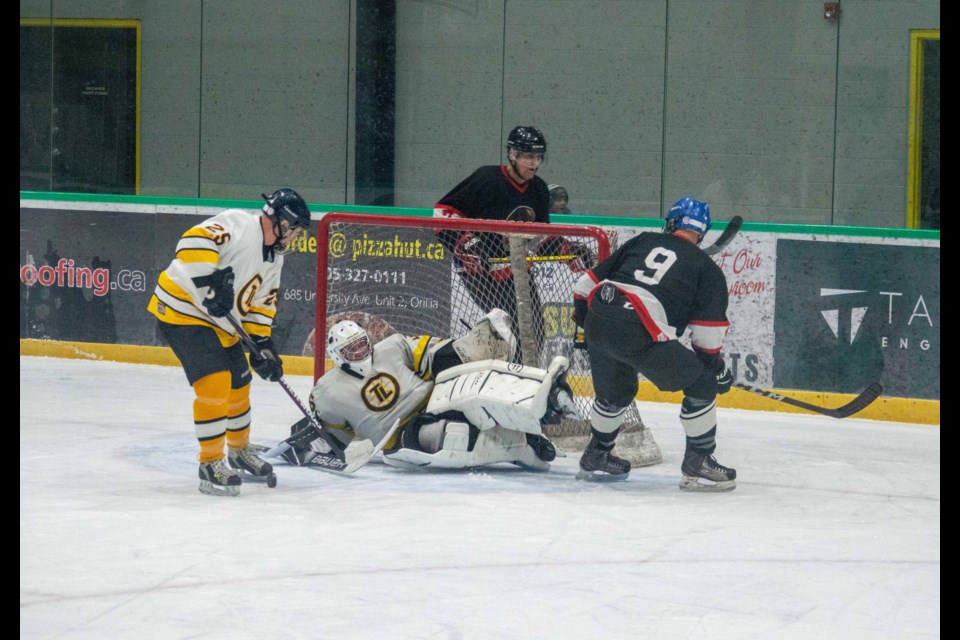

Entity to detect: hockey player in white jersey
[277,309,576,472]
[149,188,310,496]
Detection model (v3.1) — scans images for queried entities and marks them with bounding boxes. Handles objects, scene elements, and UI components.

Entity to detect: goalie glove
[249,335,284,382]
[191,267,235,318]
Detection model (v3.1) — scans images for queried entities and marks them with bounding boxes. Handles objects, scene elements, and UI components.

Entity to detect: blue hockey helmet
[664,197,711,240]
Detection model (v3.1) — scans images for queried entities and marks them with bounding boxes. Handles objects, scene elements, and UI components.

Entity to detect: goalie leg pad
[384,420,470,469]
[427,356,571,434]
[383,422,549,471]
[452,308,518,363]
[474,426,550,472]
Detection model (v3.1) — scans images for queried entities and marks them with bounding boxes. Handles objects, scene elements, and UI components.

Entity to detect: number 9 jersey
[572,231,729,355]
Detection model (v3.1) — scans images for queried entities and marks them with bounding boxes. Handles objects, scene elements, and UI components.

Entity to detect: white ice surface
[20,356,939,640]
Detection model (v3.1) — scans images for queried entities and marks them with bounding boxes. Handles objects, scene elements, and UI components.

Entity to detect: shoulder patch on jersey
[361,373,401,412]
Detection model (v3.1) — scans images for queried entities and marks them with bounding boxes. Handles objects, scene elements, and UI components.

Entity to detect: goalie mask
[327,320,373,378]
[664,197,711,242]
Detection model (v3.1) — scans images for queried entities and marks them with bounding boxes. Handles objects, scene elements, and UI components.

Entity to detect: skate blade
[199,480,241,497]
[511,460,550,473]
[233,469,278,488]
[679,476,736,492]
[575,469,629,482]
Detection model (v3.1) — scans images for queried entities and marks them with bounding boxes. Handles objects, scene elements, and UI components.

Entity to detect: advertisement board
[774,239,939,399]
[20,200,939,401]
[322,222,452,347]
[19,207,322,356]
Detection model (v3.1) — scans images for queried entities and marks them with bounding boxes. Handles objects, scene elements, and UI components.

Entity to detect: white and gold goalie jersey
[148,208,283,344]
[309,333,451,446]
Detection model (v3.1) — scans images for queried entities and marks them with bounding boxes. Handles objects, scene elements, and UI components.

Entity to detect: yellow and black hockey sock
[193,371,231,463]
[225,382,252,450]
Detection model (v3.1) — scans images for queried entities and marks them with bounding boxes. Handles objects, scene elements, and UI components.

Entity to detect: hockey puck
[267,473,278,488]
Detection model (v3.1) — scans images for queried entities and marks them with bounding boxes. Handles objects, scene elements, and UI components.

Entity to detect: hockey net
[311,212,662,467]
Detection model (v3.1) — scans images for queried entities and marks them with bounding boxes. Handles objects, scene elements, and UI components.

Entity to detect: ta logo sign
[819,288,868,344]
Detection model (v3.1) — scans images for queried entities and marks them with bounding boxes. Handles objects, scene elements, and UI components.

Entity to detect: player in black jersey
[572,197,737,491]
[435,125,551,227]
[432,126,553,355]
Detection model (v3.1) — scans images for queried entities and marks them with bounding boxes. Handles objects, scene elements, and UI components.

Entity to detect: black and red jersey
[574,231,729,355]
[435,165,550,223]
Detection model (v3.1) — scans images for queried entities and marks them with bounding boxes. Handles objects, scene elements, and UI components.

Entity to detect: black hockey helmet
[262,188,311,254]
[506,126,547,155]
[262,188,310,230]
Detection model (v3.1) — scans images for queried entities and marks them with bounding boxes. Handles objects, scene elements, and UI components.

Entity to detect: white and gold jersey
[148,209,283,343]
[309,333,451,445]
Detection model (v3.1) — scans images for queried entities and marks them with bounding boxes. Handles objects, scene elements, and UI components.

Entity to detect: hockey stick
[733,381,883,419]
[222,314,354,473]
[268,418,402,474]
[486,254,581,263]
[702,215,743,256]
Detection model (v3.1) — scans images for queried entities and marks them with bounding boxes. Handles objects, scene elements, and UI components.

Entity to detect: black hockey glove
[249,335,284,382]
[559,240,597,273]
[191,267,235,318]
[714,359,733,395]
[697,351,733,395]
[453,233,488,275]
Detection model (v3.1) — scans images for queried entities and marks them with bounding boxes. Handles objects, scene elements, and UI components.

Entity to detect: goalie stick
[733,381,883,419]
[262,418,402,475]
[702,215,743,256]
[221,314,362,474]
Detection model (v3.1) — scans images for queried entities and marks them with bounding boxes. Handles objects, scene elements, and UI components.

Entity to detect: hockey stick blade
[265,418,402,476]
[703,215,743,255]
[733,381,883,419]
[343,418,402,473]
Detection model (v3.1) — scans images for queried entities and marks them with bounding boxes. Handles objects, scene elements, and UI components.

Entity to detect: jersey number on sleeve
[203,223,231,245]
[633,248,677,285]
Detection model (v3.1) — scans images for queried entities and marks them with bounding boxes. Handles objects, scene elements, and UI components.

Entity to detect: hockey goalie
[275,309,578,472]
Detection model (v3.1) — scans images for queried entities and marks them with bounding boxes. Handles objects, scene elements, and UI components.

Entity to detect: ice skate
[680,449,736,492]
[228,445,278,488]
[575,436,630,482]
[526,433,558,462]
[198,457,241,497]
[510,433,559,472]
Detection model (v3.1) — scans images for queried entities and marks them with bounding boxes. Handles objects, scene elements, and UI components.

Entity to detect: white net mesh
[314,213,662,467]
